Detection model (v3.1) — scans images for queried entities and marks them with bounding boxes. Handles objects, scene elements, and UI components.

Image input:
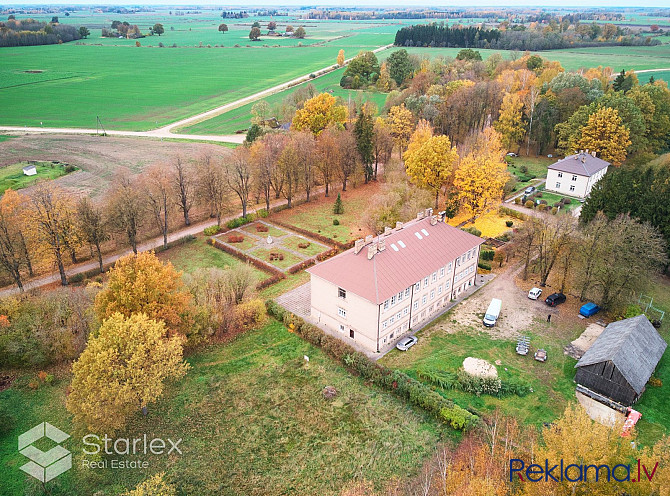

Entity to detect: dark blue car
[579,302,600,317]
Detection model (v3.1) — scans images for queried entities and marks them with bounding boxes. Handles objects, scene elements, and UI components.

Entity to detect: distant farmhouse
[546,151,609,200]
[22,164,37,176]
[307,210,484,354]
[575,315,667,406]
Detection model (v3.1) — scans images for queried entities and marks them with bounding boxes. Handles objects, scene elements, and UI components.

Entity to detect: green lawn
[220,232,261,251]
[251,247,302,270]
[535,188,580,211]
[0,321,442,495]
[157,236,267,281]
[240,222,287,238]
[0,161,75,195]
[282,235,329,257]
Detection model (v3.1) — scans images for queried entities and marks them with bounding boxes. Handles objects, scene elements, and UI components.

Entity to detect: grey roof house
[575,315,667,406]
[546,151,610,199]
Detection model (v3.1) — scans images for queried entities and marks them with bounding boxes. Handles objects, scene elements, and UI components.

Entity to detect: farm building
[546,151,609,199]
[307,210,484,354]
[575,315,667,406]
[22,165,37,176]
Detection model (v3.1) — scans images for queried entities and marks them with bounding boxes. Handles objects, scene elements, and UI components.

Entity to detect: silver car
[396,336,418,351]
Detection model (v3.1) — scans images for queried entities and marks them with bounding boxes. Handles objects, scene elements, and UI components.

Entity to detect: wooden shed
[575,315,666,406]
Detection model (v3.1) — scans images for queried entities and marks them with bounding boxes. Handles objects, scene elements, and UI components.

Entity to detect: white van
[483,298,502,327]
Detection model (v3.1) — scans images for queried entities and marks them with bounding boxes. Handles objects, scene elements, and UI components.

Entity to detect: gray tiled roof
[576,315,667,394]
[549,152,610,177]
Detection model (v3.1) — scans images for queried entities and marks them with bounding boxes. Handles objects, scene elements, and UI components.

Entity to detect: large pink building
[307,210,484,354]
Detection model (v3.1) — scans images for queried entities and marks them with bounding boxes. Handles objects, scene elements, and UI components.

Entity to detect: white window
[338,287,346,299]
[404,288,410,297]
[422,295,427,305]
[413,301,419,310]
[556,182,561,188]
[390,315,395,324]
[572,175,577,181]
[396,311,402,320]
[467,250,472,260]
[383,300,389,310]
[430,290,435,300]
[338,307,346,318]
[448,262,452,271]
[391,295,396,305]
[424,277,429,287]
[414,282,420,291]
[570,185,575,192]
[440,267,445,278]
[397,291,403,302]
[382,321,388,330]
[431,272,437,282]
[445,281,450,289]
[438,285,443,295]
[339,324,345,332]
[403,307,409,315]
[558,172,563,178]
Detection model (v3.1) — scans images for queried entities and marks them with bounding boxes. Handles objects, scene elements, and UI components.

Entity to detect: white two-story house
[306,210,484,354]
[545,151,609,200]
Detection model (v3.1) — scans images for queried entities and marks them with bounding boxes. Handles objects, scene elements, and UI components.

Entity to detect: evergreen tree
[333,193,344,214]
[354,108,375,182]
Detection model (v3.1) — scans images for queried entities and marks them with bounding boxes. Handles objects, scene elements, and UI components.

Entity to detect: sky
[4,1,670,7]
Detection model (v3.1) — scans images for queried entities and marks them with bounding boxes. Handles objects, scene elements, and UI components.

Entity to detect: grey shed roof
[549,152,610,177]
[576,315,667,394]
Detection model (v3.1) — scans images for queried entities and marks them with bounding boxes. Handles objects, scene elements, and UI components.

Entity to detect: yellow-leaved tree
[454,127,509,221]
[123,473,176,496]
[292,92,347,136]
[387,104,414,157]
[404,121,459,209]
[337,49,345,67]
[66,313,189,433]
[494,92,526,152]
[95,251,193,337]
[376,61,395,92]
[576,107,631,166]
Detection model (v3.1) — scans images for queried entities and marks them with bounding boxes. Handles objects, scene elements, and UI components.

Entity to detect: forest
[0,17,81,47]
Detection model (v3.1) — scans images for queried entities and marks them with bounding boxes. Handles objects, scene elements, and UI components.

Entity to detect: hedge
[270,218,354,251]
[154,234,197,253]
[210,238,283,278]
[226,214,255,229]
[265,300,478,431]
[499,206,528,221]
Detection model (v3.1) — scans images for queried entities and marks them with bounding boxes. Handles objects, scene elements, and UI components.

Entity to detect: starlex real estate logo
[18,422,72,483]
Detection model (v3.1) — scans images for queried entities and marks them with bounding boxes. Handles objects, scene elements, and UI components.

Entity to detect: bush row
[498,206,527,221]
[419,367,531,398]
[226,214,255,229]
[265,301,478,431]
[480,250,495,261]
[209,238,283,278]
[477,261,492,271]
[269,218,354,250]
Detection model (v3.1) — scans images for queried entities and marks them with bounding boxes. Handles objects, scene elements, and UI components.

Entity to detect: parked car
[483,298,502,327]
[528,287,543,300]
[507,152,517,157]
[579,302,601,317]
[545,293,566,307]
[524,186,536,194]
[534,349,547,362]
[396,336,417,351]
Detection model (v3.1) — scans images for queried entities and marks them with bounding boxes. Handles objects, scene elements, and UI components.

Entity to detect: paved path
[0,44,394,145]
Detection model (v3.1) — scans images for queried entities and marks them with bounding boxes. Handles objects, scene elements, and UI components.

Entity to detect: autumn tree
[454,128,509,221]
[337,129,360,191]
[171,157,195,227]
[267,21,277,32]
[66,313,189,433]
[292,92,347,136]
[495,92,526,151]
[293,26,306,39]
[315,124,341,197]
[218,23,228,34]
[29,183,77,286]
[77,197,108,274]
[292,130,316,201]
[142,164,172,250]
[152,23,164,36]
[337,49,345,67]
[198,154,228,226]
[249,26,261,41]
[576,107,631,165]
[375,62,395,92]
[106,174,146,254]
[226,146,253,217]
[277,137,301,208]
[534,215,577,287]
[387,104,413,157]
[250,100,270,126]
[0,190,31,290]
[95,252,193,336]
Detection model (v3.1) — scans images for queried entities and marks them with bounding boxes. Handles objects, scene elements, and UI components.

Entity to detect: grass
[449,209,519,238]
[221,233,260,251]
[506,155,553,192]
[381,316,578,428]
[535,188,579,212]
[157,236,267,281]
[0,161,75,195]
[251,247,302,270]
[282,235,329,257]
[240,222,287,238]
[0,135,12,143]
[0,321,442,495]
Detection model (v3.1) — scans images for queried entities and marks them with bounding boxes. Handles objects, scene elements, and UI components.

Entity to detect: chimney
[395,221,403,230]
[367,243,378,260]
[365,234,373,244]
[425,208,433,217]
[438,211,446,223]
[354,238,365,255]
[591,151,596,157]
[378,239,386,251]
[384,226,392,235]
[417,211,424,220]
[430,215,437,226]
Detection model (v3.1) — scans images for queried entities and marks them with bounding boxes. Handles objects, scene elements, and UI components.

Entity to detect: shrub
[255,224,269,233]
[536,192,543,198]
[537,204,548,212]
[463,226,482,237]
[539,199,547,205]
[524,200,535,208]
[234,299,266,331]
[648,376,663,387]
[551,207,558,215]
[514,197,521,205]
[204,225,222,236]
[562,197,572,205]
[478,261,491,271]
[623,304,643,319]
[457,369,501,395]
[64,164,76,173]
[269,252,284,261]
[333,219,340,226]
[265,300,287,321]
[506,220,513,227]
[226,214,255,229]
[520,165,528,173]
[480,250,495,261]
[256,208,269,218]
[297,242,310,249]
[227,234,244,243]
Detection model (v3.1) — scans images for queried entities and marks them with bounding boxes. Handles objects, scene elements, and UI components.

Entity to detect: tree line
[0,18,81,47]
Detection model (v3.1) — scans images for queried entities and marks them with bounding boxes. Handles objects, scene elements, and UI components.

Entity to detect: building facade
[545,151,609,200]
[307,211,484,354]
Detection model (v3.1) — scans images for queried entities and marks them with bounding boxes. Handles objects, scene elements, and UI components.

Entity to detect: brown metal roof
[307,217,484,304]
[548,152,610,177]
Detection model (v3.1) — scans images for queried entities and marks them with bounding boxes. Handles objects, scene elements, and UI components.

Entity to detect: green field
[0,161,75,195]
[0,321,442,495]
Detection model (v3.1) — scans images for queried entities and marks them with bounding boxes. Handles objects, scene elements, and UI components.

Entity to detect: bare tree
[536,215,576,286]
[513,217,541,281]
[277,135,302,208]
[106,174,146,254]
[338,128,360,192]
[226,146,253,217]
[316,125,340,197]
[198,154,228,226]
[292,130,315,201]
[77,197,108,273]
[171,157,195,226]
[143,164,172,250]
[372,118,393,180]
